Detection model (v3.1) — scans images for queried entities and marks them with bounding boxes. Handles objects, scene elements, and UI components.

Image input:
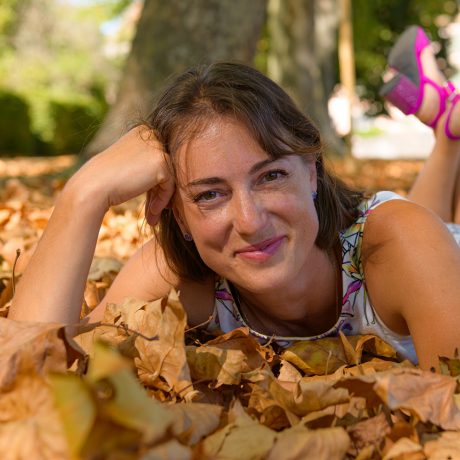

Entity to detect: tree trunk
[267,0,344,155]
[85,0,267,156]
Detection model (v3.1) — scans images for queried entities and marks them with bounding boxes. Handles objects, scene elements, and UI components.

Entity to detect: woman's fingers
[145,175,176,226]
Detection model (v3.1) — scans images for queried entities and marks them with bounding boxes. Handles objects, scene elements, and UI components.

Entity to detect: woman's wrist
[60,173,111,218]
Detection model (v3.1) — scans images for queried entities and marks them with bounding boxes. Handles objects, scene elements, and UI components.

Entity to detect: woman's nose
[231,191,268,236]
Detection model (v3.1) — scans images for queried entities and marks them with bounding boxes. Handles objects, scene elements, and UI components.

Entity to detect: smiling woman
[9,47,460,371]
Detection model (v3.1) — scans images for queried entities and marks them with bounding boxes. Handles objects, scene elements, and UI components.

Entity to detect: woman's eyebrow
[185,158,279,188]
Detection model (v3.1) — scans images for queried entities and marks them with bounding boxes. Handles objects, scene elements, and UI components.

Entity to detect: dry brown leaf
[347,412,391,455]
[282,334,399,378]
[141,439,192,460]
[439,355,460,377]
[348,334,398,360]
[342,359,411,376]
[382,438,424,460]
[0,277,14,309]
[266,425,350,460]
[269,375,350,417]
[186,328,271,387]
[201,405,276,460]
[88,341,175,444]
[204,327,273,364]
[88,256,123,281]
[334,373,386,410]
[281,337,349,375]
[168,402,223,445]
[73,299,138,356]
[0,318,67,389]
[373,368,460,430]
[75,292,193,396]
[423,431,460,459]
[187,345,250,386]
[245,382,291,430]
[132,291,192,395]
[0,375,70,460]
[277,359,302,387]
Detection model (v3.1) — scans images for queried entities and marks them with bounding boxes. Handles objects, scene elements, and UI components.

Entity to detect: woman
[9,27,460,371]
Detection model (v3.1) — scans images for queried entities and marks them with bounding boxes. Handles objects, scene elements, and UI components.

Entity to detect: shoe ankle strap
[445,81,457,101]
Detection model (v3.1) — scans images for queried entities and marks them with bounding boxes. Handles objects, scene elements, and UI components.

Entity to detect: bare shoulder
[361,198,460,369]
[362,198,454,255]
[88,237,215,325]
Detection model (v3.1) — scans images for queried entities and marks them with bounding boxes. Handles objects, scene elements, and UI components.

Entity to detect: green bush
[0,90,34,156]
[50,99,103,154]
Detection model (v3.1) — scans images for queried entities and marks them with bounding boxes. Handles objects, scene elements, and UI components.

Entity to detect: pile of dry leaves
[1,157,459,460]
[1,292,460,459]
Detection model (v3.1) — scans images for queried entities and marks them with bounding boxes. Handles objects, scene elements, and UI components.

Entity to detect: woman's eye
[262,170,287,182]
[193,190,219,202]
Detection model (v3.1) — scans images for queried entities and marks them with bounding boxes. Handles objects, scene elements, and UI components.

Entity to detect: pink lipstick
[235,236,285,262]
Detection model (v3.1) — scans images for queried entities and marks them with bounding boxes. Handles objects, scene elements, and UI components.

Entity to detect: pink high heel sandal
[380,26,460,140]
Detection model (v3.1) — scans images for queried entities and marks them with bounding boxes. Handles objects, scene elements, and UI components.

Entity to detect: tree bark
[85,0,267,156]
[267,0,344,155]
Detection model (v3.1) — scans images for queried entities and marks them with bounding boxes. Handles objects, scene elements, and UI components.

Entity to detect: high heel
[444,93,460,140]
[379,26,453,129]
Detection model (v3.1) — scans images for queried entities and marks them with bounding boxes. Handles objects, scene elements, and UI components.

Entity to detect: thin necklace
[229,242,343,338]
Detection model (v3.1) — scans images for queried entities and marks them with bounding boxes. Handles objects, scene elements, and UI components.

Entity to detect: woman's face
[173,117,320,294]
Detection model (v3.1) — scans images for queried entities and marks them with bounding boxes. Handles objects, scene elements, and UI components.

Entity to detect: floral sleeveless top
[206,191,460,365]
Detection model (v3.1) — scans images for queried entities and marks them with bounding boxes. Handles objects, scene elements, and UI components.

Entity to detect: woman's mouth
[235,236,285,262]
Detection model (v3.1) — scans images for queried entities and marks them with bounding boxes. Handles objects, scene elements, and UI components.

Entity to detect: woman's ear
[308,160,318,194]
[171,198,190,236]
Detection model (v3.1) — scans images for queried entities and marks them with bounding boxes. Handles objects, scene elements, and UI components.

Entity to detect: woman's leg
[403,47,460,223]
[408,104,460,223]
[453,156,460,224]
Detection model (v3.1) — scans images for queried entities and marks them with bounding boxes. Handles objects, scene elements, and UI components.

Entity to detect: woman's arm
[9,127,174,324]
[362,200,460,370]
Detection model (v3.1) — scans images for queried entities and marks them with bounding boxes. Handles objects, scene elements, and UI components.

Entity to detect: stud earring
[184,233,193,242]
[312,191,318,200]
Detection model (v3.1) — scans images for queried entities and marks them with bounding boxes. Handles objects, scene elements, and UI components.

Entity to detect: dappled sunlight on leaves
[2,157,460,458]
[3,290,460,458]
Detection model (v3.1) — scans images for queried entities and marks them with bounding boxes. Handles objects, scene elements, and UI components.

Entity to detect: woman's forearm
[9,181,107,324]
[9,127,174,324]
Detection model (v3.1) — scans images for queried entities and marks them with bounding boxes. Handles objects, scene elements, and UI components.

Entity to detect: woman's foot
[435,98,460,141]
[380,26,452,129]
[413,46,446,125]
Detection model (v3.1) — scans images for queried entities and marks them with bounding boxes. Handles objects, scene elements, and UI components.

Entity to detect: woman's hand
[9,126,174,324]
[67,126,175,220]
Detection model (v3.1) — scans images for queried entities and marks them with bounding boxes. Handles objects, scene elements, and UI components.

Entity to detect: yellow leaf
[282,334,399,377]
[267,425,350,460]
[49,373,96,457]
[86,339,133,382]
[88,342,175,444]
[187,345,249,386]
[186,328,270,387]
[0,375,70,460]
[281,337,349,375]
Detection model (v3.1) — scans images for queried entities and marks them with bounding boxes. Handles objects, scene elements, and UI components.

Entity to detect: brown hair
[143,62,364,282]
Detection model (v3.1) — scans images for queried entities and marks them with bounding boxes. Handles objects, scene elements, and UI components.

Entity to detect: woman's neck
[233,245,341,337]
